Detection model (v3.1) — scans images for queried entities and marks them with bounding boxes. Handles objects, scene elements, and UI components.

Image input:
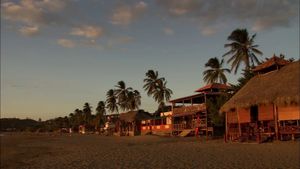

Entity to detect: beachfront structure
[169,83,230,137]
[118,110,152,136]
[141,111,173,136]
[221,58,300,142]
[102,114,119,135]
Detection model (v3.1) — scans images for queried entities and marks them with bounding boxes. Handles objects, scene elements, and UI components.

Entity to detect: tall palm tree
[154,80,173,108]
[82,103,92,125]
[223,28,263,74]
[143,70,173,109]
[68,113,75,128]
[203,57,231,84]
[95,101,106,128]
[127,90,141,111]
[106,89,118,114]
[114,81,133,111]
[74,108,84,125]
[96,101,106,116]
[143,70,165,96]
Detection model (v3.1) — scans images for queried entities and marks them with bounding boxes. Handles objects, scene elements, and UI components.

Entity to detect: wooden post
[237,108,241,137]
[171,103,174,136]
[204,93,208,140]
[273,104,279,140]
[225,112,228,142]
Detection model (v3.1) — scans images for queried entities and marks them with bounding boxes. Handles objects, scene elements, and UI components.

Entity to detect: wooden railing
[279,126,300,134]
[173,122,207,131]
[173,104,206,116]
[173,124,187,131]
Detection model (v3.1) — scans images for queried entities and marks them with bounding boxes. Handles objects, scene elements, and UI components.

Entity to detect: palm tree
[106,89,118,114]
[82,103,92,126]
[223,28,263,74]
[154,80,173,108]
[114,81,133,111]
[96,101,106,116]
[143,70,165,96]
[95,101,106,129]
[143,70,173,109]
[68,113,75,128]
[74,108,84,125]
[127,90,141,111]
[203,57,231,84]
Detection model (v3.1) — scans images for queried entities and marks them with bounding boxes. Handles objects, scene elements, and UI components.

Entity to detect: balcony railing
[173,104,206,116]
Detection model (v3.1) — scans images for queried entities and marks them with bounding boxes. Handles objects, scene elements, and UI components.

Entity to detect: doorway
[250,105,258,122]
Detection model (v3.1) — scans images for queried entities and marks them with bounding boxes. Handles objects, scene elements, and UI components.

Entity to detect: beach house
[169,83,230,137]
[118,110,152,136]
[221,57,300,142]
[141,110,173,136]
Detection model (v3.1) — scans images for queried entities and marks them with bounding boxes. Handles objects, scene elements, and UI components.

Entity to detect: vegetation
[223,28,263,74]
[82,103,92,125]
[143,70,173,109]
[114,81,141,111]
[106,89,119,114]
[230,69,255,93]
[95,101,106,128]
[0,118,41,132]
[206,95,230,127]
[203,57,231,84]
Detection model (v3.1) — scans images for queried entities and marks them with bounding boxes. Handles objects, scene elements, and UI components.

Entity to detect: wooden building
[118,110,152,136]
[221,58,300,142]
[169,83,230,137]
[141,111,173,136]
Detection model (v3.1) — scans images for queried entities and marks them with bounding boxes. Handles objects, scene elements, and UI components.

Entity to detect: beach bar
[221,57,300,142]
[141,111,173,136]
[118,110,152,136]
[169,83,229,137]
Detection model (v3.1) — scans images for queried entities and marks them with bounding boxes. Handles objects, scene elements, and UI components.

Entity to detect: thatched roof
[119,110,152,123]
[221,61,300,112]
[194,83,230,92]
[252,55,290,72]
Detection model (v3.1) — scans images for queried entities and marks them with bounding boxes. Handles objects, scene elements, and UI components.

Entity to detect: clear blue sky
[1,0,299,120]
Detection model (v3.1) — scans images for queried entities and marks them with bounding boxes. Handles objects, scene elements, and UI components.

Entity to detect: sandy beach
[1,133,299,169]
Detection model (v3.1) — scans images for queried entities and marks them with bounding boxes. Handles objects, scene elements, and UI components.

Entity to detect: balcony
[173,103,206,117]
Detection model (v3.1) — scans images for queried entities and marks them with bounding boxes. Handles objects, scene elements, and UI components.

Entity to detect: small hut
[119,110,152,136]
[221,59,300,142]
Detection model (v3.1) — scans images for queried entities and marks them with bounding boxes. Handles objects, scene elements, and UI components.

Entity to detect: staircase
[178,129,194,137]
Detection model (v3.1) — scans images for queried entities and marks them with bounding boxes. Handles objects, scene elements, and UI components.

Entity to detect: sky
[1,0,299,120]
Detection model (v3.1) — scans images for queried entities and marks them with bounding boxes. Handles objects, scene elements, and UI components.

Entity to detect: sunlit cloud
[70,25,104,39]
[156,0,299,31]
[1,0,68,26]
[110,1,147,26]
[19,25,39,36]
[158,0,198,16]
[57,38,76,48]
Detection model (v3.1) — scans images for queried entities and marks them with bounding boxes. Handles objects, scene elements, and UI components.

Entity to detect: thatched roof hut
[221,61,300,112]
[119,110,152,123]
[252,55,291,73]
